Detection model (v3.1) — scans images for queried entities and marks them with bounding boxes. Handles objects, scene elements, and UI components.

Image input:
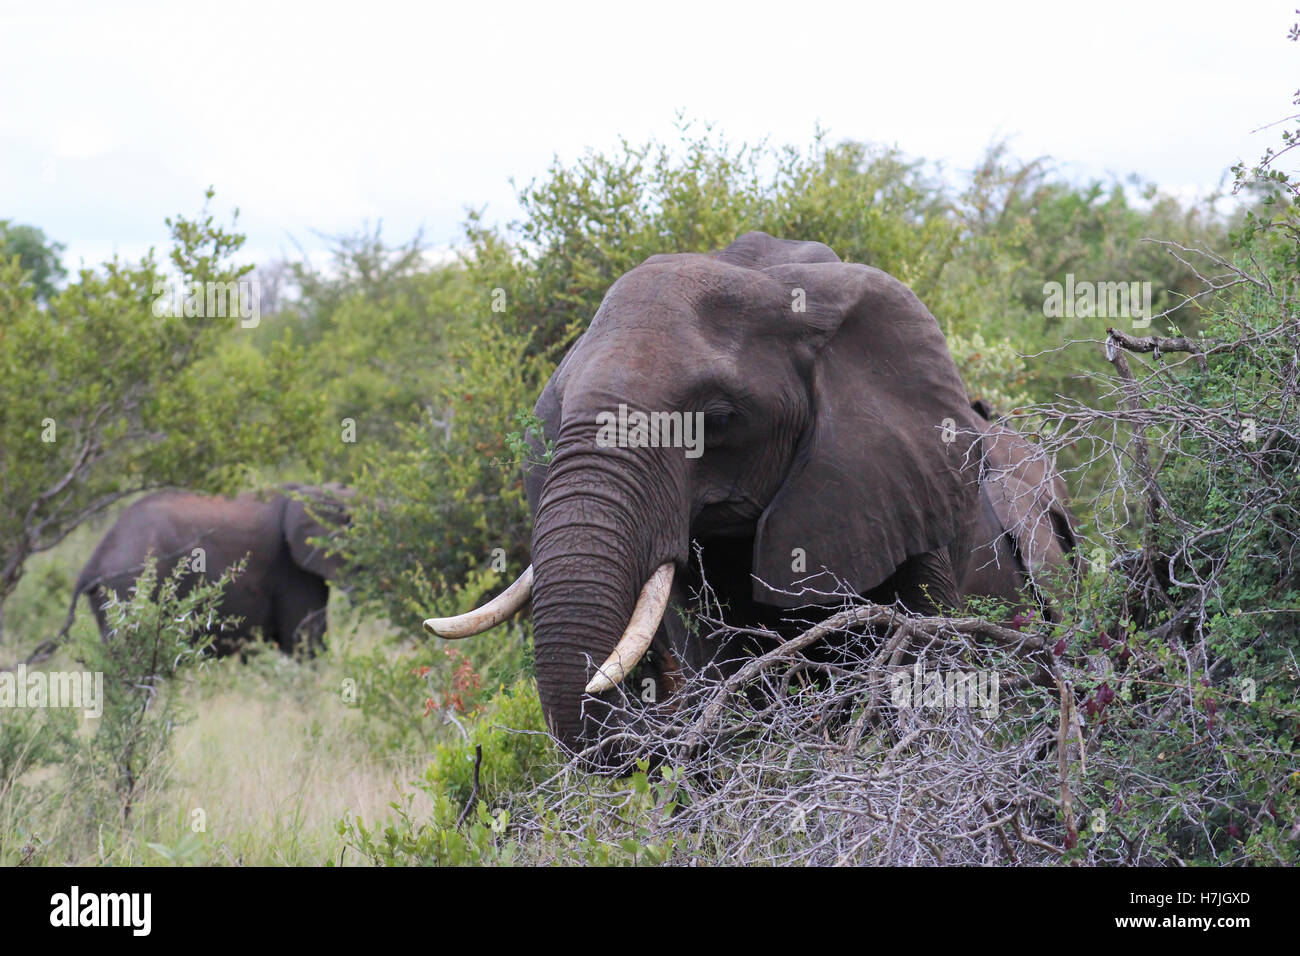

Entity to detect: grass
[147,643,434,866]
[4,616,440,867]
[0,508,441,867]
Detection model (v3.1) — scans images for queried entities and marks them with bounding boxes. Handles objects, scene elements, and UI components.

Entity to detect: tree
[0,189,316,642]
[0,221,67,304]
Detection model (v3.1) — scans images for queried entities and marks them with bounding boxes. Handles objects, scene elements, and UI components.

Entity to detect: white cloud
[1,0,1294,270]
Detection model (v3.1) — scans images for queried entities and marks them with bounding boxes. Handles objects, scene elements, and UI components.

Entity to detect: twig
[456,744,483,829]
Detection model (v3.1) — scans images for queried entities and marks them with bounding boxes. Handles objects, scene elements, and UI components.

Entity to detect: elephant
[64,483,353,657]
[425,232,1078,767]
[959,400,1079,614]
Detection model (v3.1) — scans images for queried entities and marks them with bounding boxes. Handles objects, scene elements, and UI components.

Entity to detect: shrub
[0,558,239,864]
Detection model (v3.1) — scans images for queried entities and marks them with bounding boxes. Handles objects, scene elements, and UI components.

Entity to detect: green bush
[341,679,560,866]
[1,558,238,864]
[342,677,675,866]
[422,678,551,807]
[1031,74,1300,862]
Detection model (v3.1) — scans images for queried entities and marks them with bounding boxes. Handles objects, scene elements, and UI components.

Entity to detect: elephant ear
[751,261,981,607]
[283,490,348,581]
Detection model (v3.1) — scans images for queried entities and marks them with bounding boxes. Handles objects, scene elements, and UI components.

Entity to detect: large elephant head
[428,232,992,765]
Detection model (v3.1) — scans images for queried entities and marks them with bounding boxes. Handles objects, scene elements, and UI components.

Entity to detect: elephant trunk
[528,424,686,763]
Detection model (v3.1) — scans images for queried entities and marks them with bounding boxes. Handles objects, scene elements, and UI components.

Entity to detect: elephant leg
[868,548,960,616]
[273,572,329,657]
[88,587,112,642]
[294,606,329,657]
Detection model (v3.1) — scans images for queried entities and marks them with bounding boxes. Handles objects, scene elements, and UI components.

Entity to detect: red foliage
[417,647,484,716]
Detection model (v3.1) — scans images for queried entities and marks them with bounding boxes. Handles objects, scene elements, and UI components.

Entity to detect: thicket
[6,56,1289,862]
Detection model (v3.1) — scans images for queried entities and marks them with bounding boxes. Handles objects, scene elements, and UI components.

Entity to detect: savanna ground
[3,518,436,866]
[2,22,1299,865]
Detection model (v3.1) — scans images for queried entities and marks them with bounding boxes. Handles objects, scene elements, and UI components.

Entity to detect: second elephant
[69,484,352,656]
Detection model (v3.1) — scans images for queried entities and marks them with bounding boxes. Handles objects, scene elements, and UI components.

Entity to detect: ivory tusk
[423,565,534,639]
[585,563,674,694]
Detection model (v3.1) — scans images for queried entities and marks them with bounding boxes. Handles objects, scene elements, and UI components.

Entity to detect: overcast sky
[1,1,1295,273]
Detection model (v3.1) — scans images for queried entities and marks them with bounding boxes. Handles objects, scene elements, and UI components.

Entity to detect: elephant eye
[701,402,740,437]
